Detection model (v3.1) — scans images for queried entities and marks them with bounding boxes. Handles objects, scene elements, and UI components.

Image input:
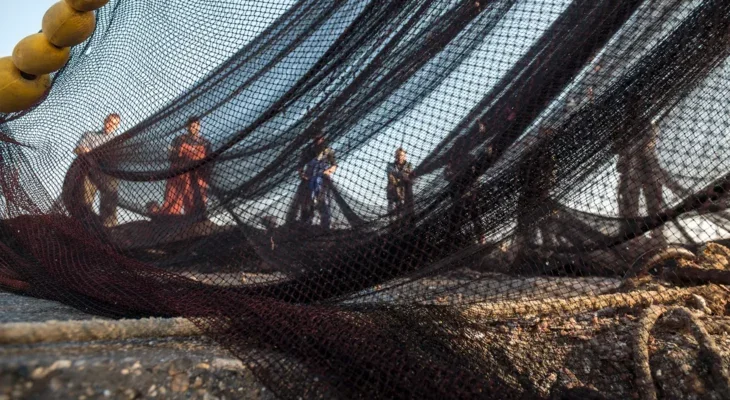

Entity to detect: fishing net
[1,0,730,398]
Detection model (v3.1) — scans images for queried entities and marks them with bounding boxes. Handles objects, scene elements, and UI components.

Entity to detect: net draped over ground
[1,0,730,398]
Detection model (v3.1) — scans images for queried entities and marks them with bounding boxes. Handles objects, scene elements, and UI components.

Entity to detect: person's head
[261,215,278,230]
[395,147,407,164]
[146,201,160,214]
[477,120,486,134]
[187,116,201,137]
[103,113,121,134]
[313,133,325,146]
[539,127,555,138]
[565,97,577,113]
[626,86,645,116]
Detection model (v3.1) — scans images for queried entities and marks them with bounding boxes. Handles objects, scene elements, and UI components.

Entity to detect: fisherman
[261,215,278,250]
[514,127,559,249]
[386,147,414,222]
[298,133,337,230]
[444,135,489,244]
[160,116,212,221]
[74,113,122,227]
[617,120,662,219]
[146,201,160,215]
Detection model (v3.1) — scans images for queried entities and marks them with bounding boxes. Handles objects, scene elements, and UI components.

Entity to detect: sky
[0,1,58,57]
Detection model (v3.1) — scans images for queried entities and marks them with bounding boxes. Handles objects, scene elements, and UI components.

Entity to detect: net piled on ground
[1,0,730,398]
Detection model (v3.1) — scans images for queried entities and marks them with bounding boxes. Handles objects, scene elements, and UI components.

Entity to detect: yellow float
[0,57,51,114]
[42,1,96,48]
[12,33,71,76]
[65,0,110,12]
[0,0,105,114]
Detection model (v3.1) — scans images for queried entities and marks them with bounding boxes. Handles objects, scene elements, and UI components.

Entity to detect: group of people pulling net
[1,0,730,398]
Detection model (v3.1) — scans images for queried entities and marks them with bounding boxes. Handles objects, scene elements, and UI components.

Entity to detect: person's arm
[324,165,337,176]
[299,159,310,180]
[298,149,310,180]
[394,165,410,183]
[168,137,180,161]
[387,166,402,200]
[73,134,90,155]
[204,139,212,158]
[444,161,454,181]
[73,146,89,155]
[323,149,337,176]
[648,121,659,150]
[201,140,214,181]
[388,167,399,187]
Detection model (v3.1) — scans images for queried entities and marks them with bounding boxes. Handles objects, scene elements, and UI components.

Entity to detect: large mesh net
[2,0,730,398]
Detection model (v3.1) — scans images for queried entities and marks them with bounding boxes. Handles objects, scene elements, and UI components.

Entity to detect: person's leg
[394,199,406,222]
[301,193,314,226]
[617,156,640,218]
[99,177,119,227]
[161,176,186,215]
[540,219,558,249]
[81,175,97,211]
[641,155,664,216]
[199,174,209,219]
[463,191,484,243]
[470,205,485,244]
[404,193,415,223]
[639,154,666,244]
[319,193,331,230]
[178,173,196,216]
[189,173,208,221]
[387,200,397,223]
[514,196,534,250]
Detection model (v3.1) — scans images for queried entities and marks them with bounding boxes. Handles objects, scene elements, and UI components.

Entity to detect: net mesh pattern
[1,0,730,398]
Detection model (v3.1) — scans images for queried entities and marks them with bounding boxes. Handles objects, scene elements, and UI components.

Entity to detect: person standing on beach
[74,113,122,227]
[386,147,415,222]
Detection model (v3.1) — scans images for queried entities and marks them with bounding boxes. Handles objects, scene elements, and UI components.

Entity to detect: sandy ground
[1,271,729,399]
[0,292,274,400]
[0,293,97,324]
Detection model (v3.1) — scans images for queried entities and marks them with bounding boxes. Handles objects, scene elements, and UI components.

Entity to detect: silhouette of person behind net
[616,120,663,219]
[444,134,490,244]
[297,133,337,230]
[74,113,122,228]
[514,127,559,250]
[160,116,212,222]
[386,147,414,223]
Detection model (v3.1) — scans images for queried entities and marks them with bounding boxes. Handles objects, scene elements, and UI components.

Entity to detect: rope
[633,306,730,400]
[461,286,702,321]
[0,317,202,345]
[670,266,730,285]
[625,246,696,279]
[2,287,727,349]
[633,306,663,400]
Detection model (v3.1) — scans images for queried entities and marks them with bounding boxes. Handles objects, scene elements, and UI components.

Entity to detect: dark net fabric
[1,0,730,398]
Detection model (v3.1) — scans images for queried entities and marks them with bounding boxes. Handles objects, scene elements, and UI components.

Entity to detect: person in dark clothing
[514,127,558,250]
[386,148,414,222]
[616,121,663,218]
[146,201,160,215]
[444,137,489,244]
[297,133,337,229]
[74,113,122,227]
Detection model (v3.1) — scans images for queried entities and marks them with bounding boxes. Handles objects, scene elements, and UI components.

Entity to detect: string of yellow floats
[0,0,108,114]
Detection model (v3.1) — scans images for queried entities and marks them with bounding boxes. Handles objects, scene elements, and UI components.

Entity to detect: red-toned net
[2,0,730,398]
